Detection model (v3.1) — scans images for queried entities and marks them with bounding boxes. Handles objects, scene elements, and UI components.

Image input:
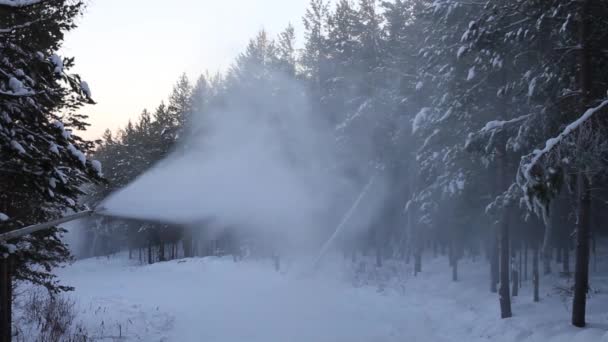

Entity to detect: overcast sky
[62,0,310,139]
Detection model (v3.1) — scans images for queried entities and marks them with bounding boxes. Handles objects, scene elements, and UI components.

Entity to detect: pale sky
[62,0,310,139]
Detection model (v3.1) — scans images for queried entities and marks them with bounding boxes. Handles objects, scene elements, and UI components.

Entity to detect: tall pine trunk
[524,242,528,281]
[159,241,165,262]
[490,233,499,293]
[572,0,592,328]
[533,241,540,302]
[572,175,591,327]
[497,152,512,318]
[499,215,512,318]
[147,239,153,265]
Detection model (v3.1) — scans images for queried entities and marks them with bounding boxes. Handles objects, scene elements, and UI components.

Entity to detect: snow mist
[100,73,386,254]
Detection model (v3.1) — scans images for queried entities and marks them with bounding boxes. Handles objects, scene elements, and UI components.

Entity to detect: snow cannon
[0,208,101,242]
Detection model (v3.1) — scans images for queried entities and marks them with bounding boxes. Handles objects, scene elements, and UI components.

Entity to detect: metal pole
[0,210,94,242]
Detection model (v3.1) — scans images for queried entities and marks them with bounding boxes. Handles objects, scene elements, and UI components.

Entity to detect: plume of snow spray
[101,72,386,255]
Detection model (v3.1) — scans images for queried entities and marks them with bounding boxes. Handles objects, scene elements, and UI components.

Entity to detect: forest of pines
[1,0,608,334]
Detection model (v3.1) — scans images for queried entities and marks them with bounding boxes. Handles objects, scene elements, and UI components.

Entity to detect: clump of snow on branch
[466,66,476,81]
[412,107,431,133]
[481,114,531,133]
[49,142,59,155]
[67,144,86,166]
[11,140,26,154]
[90,160,103,177]
[49,54,64,74]
[80,81,91,98]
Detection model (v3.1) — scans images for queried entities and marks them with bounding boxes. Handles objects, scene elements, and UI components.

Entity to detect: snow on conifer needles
[521,99,608,184]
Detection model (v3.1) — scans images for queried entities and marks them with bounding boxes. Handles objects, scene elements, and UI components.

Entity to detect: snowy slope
[52,253,608,342]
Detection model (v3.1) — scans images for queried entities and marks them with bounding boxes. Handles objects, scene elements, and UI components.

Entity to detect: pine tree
[0,0,102,292]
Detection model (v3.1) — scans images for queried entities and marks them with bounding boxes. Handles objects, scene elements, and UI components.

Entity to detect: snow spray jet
[100,71,387,255]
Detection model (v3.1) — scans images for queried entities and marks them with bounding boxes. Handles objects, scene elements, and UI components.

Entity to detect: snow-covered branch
[0,0,42,7]
[0,19,43,33]
[524,99,608,178]
[481,114,531,133]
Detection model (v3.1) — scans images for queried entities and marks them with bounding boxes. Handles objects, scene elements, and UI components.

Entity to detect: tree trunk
[499,218,512,318]
[183,227,194,258]
[592,230,597,274]
[497,152,512,319]
[159,241,165,262]
[533,243,540,302]
[518,246,522,288]
[542,202,554,275]
[375,230,382,268]
[512,266,519,297]
[414,249,422,275]
[572,174,591,327]
[0,257,12,342]
[148,240,153,265]
[563,243,570,275]
[543,255,551,275]
[524,242,528,281]
[273,254,281,272]
[490,234,499,293]
[450,241,458,281]
[452,257,458,282]
[572,0,592,328]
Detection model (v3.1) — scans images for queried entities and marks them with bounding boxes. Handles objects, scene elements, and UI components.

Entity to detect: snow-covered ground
[48,252,608,342]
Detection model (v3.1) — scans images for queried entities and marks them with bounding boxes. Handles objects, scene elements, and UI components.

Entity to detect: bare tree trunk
[592,232,596,274]
[375,229,382,268]
[518,245,522,288]
[452,255,458,282]
[524,241,528,281]
[183,227,194,258]
[524,242,528,281]
[159,241,165,262]
[512,262,519,297]
[490,233,499,293]
[572,175,591,327]
[148,240,153,265]
[563,243,570,275]
[572,0,592,328]
[497,153,512,319]
[414,250,422,275]
[542,202,554,275]
[0,257,12,342]
[273,253,281,272]
[499,218,512,318]
[533,242,540,302]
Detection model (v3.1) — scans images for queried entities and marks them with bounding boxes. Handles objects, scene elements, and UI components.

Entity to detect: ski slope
[52,254,608,342]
